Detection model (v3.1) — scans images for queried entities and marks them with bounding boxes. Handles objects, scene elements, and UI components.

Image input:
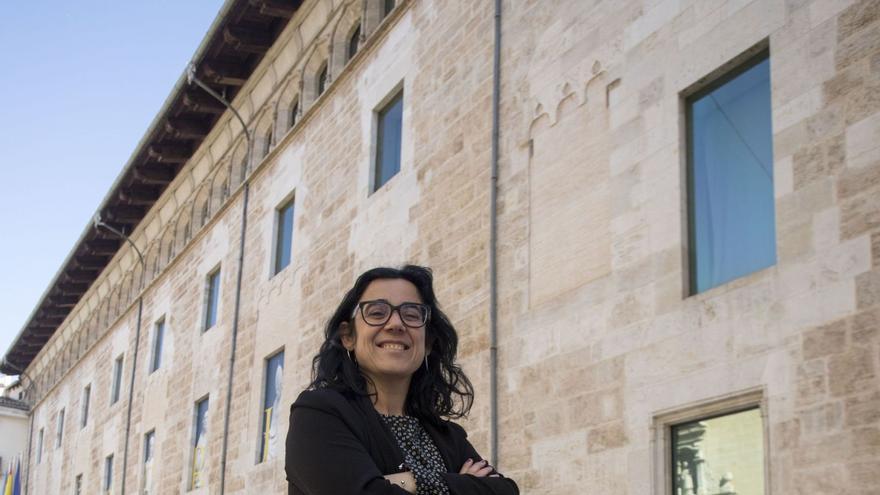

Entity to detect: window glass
[317,64,328,96]
[81,385,91,428]
[191,398,209,489]
[289,100,299,128]
[672,408,765,495]
[56,408,65,448]
[274,199,295,275]
[104,454,114,492]
[688,54,775,293]
[383,0,395,17]
[111,355,123,404]
[348,25,361,61]
[37,429,43,463]
[204,269,221,330]
[259,351,285,462]
[75,474,83,495]
[144,430,156,494]
[374,91,403,191]
[151,319,164,372]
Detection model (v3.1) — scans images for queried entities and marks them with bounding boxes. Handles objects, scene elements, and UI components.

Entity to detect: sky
[0,1,225,378]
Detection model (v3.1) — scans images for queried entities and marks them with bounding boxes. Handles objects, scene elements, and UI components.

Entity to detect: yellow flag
[4,467,12,495]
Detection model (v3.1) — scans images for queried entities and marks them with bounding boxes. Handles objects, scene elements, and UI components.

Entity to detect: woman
[286,265,518,495]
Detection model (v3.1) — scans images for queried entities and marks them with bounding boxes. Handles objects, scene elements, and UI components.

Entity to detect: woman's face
[341,278,428,387]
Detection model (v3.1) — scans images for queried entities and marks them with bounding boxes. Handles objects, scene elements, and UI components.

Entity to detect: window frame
[684,47,775,295]
[371,87,404,193]
[150,317,165,373]
[37,428,43,463]
[272,195,296,276]
[110,354,124,405]
[104,454,114,493]
[652,389,768,495]
[190,395,210,490]
[257,348,285,463]
[56,408,65,448]
[81,384,91,428]
[203,267,221,331]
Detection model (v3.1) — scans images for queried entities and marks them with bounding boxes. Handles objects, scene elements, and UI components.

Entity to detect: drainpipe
[488,0,502,468]
[187,64,253,495]
[93,218,144,495]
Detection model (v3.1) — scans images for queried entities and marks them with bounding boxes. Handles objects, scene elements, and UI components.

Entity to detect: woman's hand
[384,471,417,494]
[459,458,499,478]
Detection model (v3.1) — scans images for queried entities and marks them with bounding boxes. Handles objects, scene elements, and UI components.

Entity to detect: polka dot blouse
[380,414,451,495]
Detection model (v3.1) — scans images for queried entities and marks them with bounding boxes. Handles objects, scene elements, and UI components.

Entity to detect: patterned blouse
[380,414,451,495]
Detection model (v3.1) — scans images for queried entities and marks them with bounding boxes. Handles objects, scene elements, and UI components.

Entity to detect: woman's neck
[367,375,411,416]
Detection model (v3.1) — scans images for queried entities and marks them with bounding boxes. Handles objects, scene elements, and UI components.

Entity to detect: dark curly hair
[309,265,474,426]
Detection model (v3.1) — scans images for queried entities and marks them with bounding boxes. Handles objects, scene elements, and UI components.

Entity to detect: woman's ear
[339,321,354,350]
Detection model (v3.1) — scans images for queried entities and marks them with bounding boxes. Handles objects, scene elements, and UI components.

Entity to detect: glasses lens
[362,301,391,325]
[400,303,428,326]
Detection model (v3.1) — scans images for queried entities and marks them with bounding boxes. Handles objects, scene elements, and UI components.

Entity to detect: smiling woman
[285,265,519,495]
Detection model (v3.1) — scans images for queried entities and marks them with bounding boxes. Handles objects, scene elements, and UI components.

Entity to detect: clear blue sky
[0,1,225,378]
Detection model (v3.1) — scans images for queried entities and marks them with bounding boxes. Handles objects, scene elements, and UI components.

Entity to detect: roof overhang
[1,0,302,375]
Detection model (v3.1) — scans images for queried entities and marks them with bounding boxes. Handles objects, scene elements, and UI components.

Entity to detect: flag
[3,462,12,495]
[11,457,19,495]
[1,472,8,495]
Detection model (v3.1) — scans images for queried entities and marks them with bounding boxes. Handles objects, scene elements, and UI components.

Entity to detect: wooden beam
[183,91,225,114]
[86,239,120,255]
[66,268,99,281]
[134,163,176,184]
[50,295,80,307]
[58,281,89,294]
[147,143,191,163]
[164,118,211,139]
[250,0,299,19]
[224,26,273,54]
[203,61,248,86]
[106,205,146,223]
[41,307,69,317]
[119,184,162,205]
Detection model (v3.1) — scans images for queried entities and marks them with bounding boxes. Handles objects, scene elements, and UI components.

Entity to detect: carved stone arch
[302,40,331,108]
[143,240,161,283]
[119,271,134,312]
[364,0,395,36]
[131,260,145,296]
[107,286,122,324]
[191,181,212,231]
[330,2,362,76]
[95,297,111,334]
[159,222,177,268]
[209,164,231,215]
[86,312,101,349]
[228,139,249,190]
[174,203,192,253]
[276,75,303,133]
[254,110,275,162]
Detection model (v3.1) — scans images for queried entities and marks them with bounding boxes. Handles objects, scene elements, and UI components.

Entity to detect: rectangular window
[687,51,775,294]
[671,408,765,494]
[37,428,43,463]
[191,397,209,489]
[143,430,155,494]
[273,198,295,275]
[81,384,91,428]
[111,355,124,405]
[204,268,221,330]
[150,318,165,373]
[259,350,285,463]
[373,90,403,192]
[104,454,114,493]
[56,408,65,448]
[75,474,83,495]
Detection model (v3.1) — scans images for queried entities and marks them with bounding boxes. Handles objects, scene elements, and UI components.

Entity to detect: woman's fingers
[458,458,474,474]
[459,458,495,477]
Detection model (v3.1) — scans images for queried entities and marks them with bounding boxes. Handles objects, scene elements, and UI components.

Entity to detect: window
[316,64,328,97]
[273,198,295,275]
[81,384,91,428]
[383,0,395,17]
[191,397,209,489]
[150,318,165,373]
[143,430,156,494]
[289,100,299,129]
[347,25,361,61]
[687,51,775,294]
[204,268,221,331]
[104,454,113,493]
[111,355,124,404]
[373,90,404,192]
[75,474,83,495]
[37,428,43,463]
[56,408,65,448]
[671,408,765,494]
[259,351,285,462]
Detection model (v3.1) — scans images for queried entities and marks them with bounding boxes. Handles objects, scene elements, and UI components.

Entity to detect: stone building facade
[4,0,879,493]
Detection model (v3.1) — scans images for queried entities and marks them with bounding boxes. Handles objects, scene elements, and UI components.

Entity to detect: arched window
[348,25,361,61]
[383,0,395,17]
[261,125,274,158]
[289,100,299,128]
[317,64,328,96]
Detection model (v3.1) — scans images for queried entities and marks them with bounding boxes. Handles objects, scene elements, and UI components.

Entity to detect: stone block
[836,23,880,70]
[799,401,844,437]
[845,392,880,426]
[802,319,848,359]
[828,347,876,396]
[840,191,880,240]
[836,0,880,41]
[855,269,880,309]
[586,421,627,453]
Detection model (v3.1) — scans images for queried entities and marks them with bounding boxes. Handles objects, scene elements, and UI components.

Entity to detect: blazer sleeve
[285,391,408,495]
[440,423,519,495]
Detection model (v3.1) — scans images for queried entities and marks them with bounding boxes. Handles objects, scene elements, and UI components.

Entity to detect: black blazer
[285,388,519,495]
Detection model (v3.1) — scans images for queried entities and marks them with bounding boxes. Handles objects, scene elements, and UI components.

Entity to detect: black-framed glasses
[353,300,430,328]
